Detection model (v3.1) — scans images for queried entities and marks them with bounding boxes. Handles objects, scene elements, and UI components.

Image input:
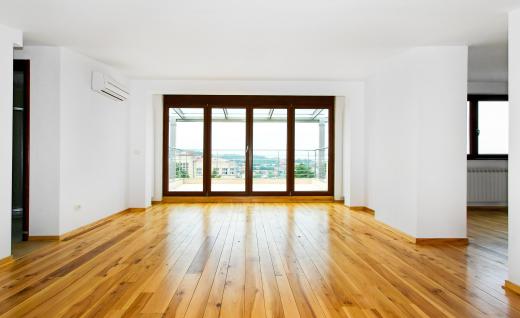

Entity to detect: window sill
[467,155,508,161]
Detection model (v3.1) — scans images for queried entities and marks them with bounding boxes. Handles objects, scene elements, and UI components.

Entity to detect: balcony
[169,147,328,192]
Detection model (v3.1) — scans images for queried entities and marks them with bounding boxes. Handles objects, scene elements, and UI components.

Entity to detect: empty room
[1,0,520,317]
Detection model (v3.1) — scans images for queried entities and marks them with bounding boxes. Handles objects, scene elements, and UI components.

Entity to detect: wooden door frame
[14,59,30,241]
[162,95,335,197]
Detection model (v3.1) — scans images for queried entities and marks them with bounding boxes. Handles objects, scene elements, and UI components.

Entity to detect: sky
[172,120,328,158]
[478,101,508,154]
[466,101,509,154]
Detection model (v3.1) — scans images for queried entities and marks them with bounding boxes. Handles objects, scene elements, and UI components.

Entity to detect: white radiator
[467,167,508,206]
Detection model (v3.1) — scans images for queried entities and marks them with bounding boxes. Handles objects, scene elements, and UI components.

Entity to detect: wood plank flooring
[0,203,519,317]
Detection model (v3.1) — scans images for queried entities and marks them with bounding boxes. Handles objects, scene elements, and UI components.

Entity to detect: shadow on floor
[12,240,57,260]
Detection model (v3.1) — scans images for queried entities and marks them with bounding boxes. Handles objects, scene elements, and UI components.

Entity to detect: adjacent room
[1,1,520,317]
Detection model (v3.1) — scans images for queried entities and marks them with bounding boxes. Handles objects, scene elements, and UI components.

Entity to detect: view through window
[478,101,508,155]
[168,107,204,192]
[253,109,287,192]
[211,108,246,192]
[295,109,329,192]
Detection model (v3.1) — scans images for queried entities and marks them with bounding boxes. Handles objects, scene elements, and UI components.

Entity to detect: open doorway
[12,60,30,248]
[466,94,509,269]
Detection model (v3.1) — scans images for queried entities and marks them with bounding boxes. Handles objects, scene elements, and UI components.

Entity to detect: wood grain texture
[27,236,60,241]
[348,206,375,214]
[350,207,468,245]
[506,281,520,297]
[27,208,136,242]
[0,257,13,268]
[414,238,469,245]
[162,196,335,203]
[0,204,518,317]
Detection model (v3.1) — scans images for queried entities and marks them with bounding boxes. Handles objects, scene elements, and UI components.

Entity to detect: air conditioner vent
[91,71,129,102]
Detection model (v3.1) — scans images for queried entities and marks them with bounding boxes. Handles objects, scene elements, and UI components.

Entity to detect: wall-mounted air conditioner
[91,71,129,102]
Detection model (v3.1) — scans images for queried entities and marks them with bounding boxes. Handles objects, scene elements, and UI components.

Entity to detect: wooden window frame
[162,95,335,197]
[467,94,508,160]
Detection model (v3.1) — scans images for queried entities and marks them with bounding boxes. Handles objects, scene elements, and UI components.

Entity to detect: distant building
[172,149,243,179]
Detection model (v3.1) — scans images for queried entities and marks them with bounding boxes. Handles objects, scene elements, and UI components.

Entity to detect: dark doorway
[12,60,30,243]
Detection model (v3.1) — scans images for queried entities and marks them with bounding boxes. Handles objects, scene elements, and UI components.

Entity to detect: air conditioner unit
[91,71,129,102]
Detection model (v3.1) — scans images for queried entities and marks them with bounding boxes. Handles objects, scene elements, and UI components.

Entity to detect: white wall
[416,48,468,238]
[58,48,129,234]
[334,97,344,200]
[152,94,163,202]
[365,46,468,238]
[343,82,366,206]
[14,46,61,236]
[128,82,150,208]
[508,8,520,287]
[129,80,366,206]
[12,46,130,236]
[0,24,22,259]
[365,52,420,236]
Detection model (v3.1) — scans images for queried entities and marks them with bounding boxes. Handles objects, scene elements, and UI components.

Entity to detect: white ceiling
[1,0,518,80]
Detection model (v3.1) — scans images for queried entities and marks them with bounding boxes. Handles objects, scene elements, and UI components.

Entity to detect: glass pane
[212,108,246,192]
[253,109,287,192]
[295,109,329,192]
[12,69,25,211]
[478,101,508,154]
[12,110,24,210]
[13,70,25,109]
[12,68,26,243]
[168,107,204,192]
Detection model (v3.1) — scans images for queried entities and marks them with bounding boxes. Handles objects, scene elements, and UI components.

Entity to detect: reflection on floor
[12,240,56,260]
[468,207,509,264]
[170,180,329,192]
[0,203,518,317]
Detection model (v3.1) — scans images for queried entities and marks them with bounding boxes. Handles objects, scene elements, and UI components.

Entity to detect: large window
[295,108,329,192]
[167,107,204,192]
[467,95,509,159]
[163,95,334,196]
[252,108,288,192]
[211,108,247,192]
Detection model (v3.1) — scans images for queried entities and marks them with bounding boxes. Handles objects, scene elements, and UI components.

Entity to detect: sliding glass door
[167,107,205,193]
[294,108,329,192]
[252,108,288,193]
[211,108,247,193]
[163,95,334,196]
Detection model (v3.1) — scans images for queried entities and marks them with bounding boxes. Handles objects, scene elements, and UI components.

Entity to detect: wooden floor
[0,204,519,317]
[11,241,56,260]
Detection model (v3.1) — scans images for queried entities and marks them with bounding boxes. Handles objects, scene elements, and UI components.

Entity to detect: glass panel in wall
[168,107,204,192]
[252,108,287,192]
[478,101,509,154]
[294,108,329,192]
[12,68,26,243]
[211,108,246,192]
